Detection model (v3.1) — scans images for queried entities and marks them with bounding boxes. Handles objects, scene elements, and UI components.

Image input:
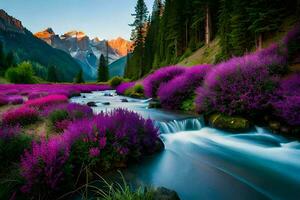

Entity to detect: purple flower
[271,74,300,126]
[158,65,211,110]
[2,106,39,126]
[195,54,278,115]
[143,66,186,98]
[116,82,136,95]
[89,147,100,158]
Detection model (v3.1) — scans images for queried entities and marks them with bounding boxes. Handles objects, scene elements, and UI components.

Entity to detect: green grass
[178,38,221,66]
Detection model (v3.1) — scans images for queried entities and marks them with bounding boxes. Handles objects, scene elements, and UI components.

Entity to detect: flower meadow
[0,84,161,199]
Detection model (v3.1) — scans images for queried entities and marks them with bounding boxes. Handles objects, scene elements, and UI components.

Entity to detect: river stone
[121,98,129,102]
[104,93,114,97]
[209,113,251,133]
[87,102,97,107]
[153,187,180,200]
[102,102,110,105]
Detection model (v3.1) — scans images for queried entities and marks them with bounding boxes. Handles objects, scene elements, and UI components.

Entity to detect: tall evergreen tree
[98,54,109,82]
[47,65,58,82]
[74,69,84,83]
[125,0,148,79]
[0,42,5,74]
[5,51,16,69]
[247,0,285,49]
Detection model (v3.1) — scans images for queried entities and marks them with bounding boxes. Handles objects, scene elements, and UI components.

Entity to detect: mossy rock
[209,113,251,133]
[149,101,161,109]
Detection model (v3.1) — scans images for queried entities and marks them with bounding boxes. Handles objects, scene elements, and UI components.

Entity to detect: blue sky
[0,0,154,40]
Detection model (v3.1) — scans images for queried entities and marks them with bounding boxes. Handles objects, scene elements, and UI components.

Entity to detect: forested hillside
[126,0,300,79]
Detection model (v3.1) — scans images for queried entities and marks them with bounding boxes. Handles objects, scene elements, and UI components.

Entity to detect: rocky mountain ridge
[35,28,132,78]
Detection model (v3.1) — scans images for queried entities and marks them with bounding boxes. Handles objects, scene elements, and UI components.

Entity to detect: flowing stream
[71,91,300,200]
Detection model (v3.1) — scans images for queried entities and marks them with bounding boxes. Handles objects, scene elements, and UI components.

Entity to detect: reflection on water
[71,91,300,200]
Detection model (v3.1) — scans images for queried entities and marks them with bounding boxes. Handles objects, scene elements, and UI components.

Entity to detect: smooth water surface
[71,91,300,200]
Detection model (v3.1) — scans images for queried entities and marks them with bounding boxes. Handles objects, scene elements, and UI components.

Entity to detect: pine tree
[98,54,109,82]
[247,0,284,49]
[47,65,58,82]
[0,42,5,74]
[75,69,84,83]
[125,0,148,79]
[5,51,16,68]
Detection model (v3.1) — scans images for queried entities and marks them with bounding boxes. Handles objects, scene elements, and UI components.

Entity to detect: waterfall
[156,118,204,134]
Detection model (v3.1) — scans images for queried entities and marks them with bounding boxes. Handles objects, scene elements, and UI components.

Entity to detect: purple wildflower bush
[20,139,71,194]
[143,66,186,98]
[195,55,278,116]
[43,103,93,132]
[0,95,9,106]
[157,65,211,110]
[19,108,160,196]
[2,106,40,126]
[271,74,300,126]
[116,82,136,95]
[25,94,68,109]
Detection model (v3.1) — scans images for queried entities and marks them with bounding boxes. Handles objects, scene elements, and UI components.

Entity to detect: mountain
[108,55,129,78]
[35,29,132,79]
[0,9,83,82]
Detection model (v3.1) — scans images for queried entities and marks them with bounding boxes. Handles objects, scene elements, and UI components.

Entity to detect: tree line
[126,0,299,80]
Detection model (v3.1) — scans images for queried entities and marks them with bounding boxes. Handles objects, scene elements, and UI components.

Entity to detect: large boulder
[209,113,251,132]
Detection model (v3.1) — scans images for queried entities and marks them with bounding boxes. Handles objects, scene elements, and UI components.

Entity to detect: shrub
[0,126,32,171]
[2,107,39,126]
[116,82,135,95]
[20,139,71,195]
[20,109,159,196]
[195,55,277,116]
[124,83,145,98]
[271,74,300,126]
[27,92,48,100]
[143,66,186,98]
[25,94,68,109]
[0,95,9,106]
[63,109,159,169]
[44,103,93,132]
[5,61,36,84]
[49,110,69,131]
[109,76,123,87]
[158,65,210,110]
[253,44,288,75]
[8,96,24,105]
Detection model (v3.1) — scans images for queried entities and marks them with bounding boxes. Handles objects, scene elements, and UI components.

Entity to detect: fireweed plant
[143,66,186,98]
[157,65,211,110]
[19,109,159,197]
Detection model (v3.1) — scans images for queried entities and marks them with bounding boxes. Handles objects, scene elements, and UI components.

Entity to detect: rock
[149,101,161,109]
[87,102,97,107]
[154,138,165,153]
[121,98,129,102]
[104,93,114,97]
[102,102,110,106]
[82,95,86,98]
[269,121,280,131]
[153,187,180,200]
[209,113,251,133]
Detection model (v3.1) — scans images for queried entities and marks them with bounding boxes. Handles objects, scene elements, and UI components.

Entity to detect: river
[71,90,300,200]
